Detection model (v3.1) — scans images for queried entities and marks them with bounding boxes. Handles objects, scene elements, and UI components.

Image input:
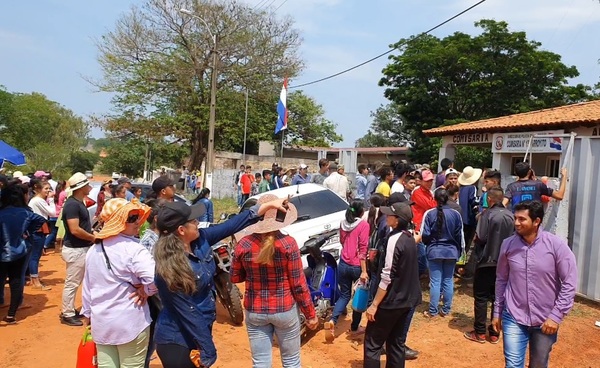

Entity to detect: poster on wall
[492,130,564,153]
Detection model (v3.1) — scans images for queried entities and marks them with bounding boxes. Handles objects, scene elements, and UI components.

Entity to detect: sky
[1,0,599,148]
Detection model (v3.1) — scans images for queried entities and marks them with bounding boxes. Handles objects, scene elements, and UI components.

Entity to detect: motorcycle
[209,214,244,325]
[298,229,340,336]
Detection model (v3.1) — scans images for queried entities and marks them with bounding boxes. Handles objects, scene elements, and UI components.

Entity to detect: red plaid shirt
[231,232,315,319]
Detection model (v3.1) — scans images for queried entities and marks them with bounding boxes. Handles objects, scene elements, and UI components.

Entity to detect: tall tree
[284,91,342,147]
[91,0,303,169]
[356,103,411,148]
[379,19,592,163]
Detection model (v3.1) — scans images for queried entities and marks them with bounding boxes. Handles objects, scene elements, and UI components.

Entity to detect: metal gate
[567,137,600,301]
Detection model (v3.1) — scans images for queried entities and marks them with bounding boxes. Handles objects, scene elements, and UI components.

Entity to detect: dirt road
[1,252,599,367]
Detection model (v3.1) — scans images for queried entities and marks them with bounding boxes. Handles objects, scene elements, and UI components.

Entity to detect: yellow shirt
[375,181,391,198]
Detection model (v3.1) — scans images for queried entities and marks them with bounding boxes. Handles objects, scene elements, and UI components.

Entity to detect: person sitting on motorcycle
[325,200,370,342]
[364,202,422,368]
[153,199,288,368]
[231,194,318,367]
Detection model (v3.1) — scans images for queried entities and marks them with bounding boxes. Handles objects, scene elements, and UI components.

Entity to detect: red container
[76,327,98,368]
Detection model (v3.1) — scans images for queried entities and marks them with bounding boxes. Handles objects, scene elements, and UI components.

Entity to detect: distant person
[95,179,113,222]
[60,172,96,326]
[192,188,214,226]
[113,184,128,199]
[503,162,568,209]
[323,162,350,199]
[436,158,454,188]
[444,168,459,188]
[310,158,330,185]
[391,164,410,194]
[375,167,394,199]
[292,164,311,185]
[458,166,483,256]
[234,164,245,207]
[117,177,135,201]
[464,187,514,344]
[251,173,261,196]
[493,201,577,367]
[259,170,272,193]
[355,164,369,203]
[152,176,176,202]
[240,165,255,203]
[479,170,502,215]
[27,179,54,290]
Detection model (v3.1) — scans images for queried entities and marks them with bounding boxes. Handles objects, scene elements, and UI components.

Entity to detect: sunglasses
[127,214,140,224]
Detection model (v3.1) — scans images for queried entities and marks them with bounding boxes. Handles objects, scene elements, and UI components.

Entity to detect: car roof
[249,183,331,200]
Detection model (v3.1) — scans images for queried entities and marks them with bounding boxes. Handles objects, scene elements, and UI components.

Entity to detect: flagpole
[281,130,284,158]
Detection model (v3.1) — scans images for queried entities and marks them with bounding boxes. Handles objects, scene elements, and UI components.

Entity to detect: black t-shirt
[505,179,553,208]
[62,197,92,248]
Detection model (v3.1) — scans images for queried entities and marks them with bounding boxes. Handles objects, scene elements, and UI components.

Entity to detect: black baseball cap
[389,192,407,205]
[152,176,175,193]
[157,202,206,234]
[380,202,414,222]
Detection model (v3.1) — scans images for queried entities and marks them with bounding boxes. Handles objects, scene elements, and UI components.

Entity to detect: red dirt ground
[1,252,599,367]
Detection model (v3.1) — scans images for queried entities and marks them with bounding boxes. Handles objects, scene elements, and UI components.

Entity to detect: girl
[421,188,464,317]
[27,179,53,290]
[192,188,214,225]
[325,200,370,342]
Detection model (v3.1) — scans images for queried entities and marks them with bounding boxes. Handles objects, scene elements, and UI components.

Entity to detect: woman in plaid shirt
[231,194,318,368]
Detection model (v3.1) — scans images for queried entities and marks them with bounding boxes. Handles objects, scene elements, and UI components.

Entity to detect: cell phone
[275,209,287,222]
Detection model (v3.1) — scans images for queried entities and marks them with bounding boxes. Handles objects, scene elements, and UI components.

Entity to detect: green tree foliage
[284,91,342,147]
[379,19,593,164]
[69,151,99,173]
[91,0,306,170]
[0,87,88,178]
[355,103,411,148]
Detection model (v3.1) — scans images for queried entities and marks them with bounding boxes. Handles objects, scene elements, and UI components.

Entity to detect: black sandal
[2,316,17,324]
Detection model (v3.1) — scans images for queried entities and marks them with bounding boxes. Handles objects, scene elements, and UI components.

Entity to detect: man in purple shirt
[492,200,577,368]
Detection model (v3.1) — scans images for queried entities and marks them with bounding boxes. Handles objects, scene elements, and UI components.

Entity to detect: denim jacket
[154,205,259,367]
[0,206,46,262]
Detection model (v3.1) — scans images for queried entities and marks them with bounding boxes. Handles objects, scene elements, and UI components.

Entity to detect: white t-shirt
[391,181,405,194]
[29,196,54,220]
[323,172,349,199]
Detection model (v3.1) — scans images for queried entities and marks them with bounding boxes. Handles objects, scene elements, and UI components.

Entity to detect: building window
[511,156,525,175]
[546,156,560,178]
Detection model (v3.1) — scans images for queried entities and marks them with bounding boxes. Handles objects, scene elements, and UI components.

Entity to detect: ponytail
[256,232,277,265]
[345,200,365,223]
[434,188,449,240]
[367,193,386,234]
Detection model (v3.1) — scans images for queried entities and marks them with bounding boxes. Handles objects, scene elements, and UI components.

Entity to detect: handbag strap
[100,240,135,288]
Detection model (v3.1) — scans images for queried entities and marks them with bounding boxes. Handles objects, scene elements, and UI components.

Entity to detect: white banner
[492,130,564,153]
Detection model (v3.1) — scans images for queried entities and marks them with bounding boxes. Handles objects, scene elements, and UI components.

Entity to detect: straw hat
[234,194,297,241]
[67,172,91,192]
[458,166,483,186]
[96,198,151,239]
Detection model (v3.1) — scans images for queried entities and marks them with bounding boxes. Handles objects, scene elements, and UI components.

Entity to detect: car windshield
[241,190,347,223]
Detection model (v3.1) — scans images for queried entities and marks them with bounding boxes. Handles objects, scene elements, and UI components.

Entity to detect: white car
[240,183,348,267]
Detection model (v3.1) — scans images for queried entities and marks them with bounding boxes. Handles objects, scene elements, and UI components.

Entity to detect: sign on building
[492,130,564,153]
[451,133,491,144]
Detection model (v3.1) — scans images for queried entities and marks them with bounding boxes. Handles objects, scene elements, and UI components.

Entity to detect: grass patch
[213,197,240,218]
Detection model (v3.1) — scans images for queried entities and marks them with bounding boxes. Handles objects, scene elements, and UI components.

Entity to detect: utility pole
[205,34,218,192]
[242,87,249,165]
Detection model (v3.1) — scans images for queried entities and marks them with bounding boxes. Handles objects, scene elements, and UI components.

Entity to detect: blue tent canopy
[0,140,26,167]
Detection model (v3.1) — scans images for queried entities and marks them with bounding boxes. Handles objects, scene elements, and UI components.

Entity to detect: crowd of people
[0,156,579,368]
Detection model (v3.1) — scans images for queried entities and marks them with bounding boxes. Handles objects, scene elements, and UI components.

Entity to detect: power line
[273,0,289,13]
[253,0,269,10]
[289,0,488,89]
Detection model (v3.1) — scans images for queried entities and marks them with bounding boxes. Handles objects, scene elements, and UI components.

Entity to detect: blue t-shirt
[505,179,553,209]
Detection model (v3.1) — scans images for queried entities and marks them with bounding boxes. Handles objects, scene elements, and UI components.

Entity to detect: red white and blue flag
[550,137,562,151]
[275,78,288,134]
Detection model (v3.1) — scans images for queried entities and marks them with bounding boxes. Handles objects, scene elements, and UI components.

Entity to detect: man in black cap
[152,176,176,202]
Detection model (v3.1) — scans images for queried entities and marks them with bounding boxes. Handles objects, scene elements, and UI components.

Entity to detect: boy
[259,170,271,193]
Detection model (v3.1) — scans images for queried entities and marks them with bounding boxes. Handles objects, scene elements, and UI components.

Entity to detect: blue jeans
[245,306,302,368]
[417,242,428,275]
[237,188,243,207]
[29,232,46,277]
[331,259,363,331]
[428,259,456,316]
[44,218,58,248]
[502,309,557,368]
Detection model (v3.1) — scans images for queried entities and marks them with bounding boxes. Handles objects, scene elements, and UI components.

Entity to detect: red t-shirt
[412,186,437,232]
[240,173,254,195]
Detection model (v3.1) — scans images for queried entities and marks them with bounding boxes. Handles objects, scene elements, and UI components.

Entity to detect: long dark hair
[0,180,29,209]
[367,193,386,234]
[55,180,67,204]
[434,188,449,239]
[192,188,210,205]
[345,200,365,223]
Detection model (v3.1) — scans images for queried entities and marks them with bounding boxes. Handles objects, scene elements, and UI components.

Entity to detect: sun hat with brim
[458,166,483,186]
[156,201,206,234]
[96,198,152,240]
[380,202,414,223]
[67,172,91,192]
[234,194,297,241]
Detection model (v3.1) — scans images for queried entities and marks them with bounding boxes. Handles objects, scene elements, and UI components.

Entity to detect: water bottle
[352,281,370,313]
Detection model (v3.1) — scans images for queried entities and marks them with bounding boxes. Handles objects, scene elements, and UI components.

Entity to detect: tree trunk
[189,124,206,171]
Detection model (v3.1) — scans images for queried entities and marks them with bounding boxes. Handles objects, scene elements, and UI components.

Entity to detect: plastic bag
[76,326,98,368]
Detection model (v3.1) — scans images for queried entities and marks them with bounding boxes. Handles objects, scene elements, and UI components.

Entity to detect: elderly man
[323,162,349,199]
